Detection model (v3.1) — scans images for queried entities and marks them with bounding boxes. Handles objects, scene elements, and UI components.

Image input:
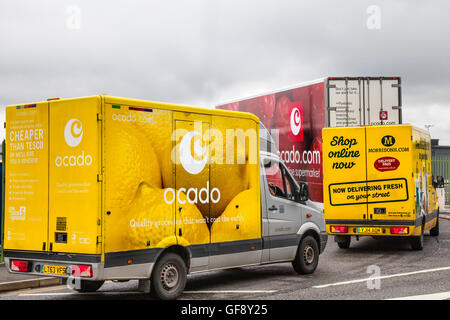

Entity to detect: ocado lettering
[55,151,93,167]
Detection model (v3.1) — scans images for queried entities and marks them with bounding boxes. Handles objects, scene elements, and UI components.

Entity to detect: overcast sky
[1,0,450,143]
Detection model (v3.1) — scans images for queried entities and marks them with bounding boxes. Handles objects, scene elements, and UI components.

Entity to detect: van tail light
[331,226,348,233]
[10,260,30,272]
[390,227,409,234]
[71,265,93,278]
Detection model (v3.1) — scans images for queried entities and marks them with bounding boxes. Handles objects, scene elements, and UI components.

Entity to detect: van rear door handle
[268,205,278,211]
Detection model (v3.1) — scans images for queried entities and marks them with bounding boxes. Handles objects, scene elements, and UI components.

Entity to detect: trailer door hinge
[97,174,103,182]
[97,113,103,121]
[96,236,102,245]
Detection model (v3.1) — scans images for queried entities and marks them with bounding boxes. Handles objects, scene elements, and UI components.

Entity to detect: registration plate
[356,227,382,234]
[41,265,67,276]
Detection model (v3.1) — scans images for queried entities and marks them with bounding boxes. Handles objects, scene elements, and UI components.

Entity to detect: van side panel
[210,117,261,230]
[48,97,102,254]
[4,102,49,251]
[103,103,177,254]
[411,126,437,232]
[103,100,261,270]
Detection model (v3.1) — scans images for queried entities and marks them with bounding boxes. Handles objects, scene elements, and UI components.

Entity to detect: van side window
[281,164,299,201]
[263,158,286,198]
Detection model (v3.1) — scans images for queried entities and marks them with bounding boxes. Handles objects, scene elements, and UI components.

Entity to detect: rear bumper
[4,250,104,281]
[3,250,155,281]
[325,212,438,236]
[325,220,417,236]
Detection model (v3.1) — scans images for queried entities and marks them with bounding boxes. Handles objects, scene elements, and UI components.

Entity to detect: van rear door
[322,127,368,224]
[365,125,413,223]
[48,97,102,254]
[4,102,49,252]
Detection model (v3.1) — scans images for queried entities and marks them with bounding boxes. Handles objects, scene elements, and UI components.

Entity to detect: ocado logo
[64,119,83,147]
[163,130,220,205]
[290,107,302,136]
[56,119,92,167]
[179,131,208,175]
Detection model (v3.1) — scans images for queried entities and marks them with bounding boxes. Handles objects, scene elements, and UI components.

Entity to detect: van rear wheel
[292,235,319,275]
[410,227,424,250]
[335,235,351,249]
[430,214,439,236]
[151,253,187,300]
[73,280,104,292]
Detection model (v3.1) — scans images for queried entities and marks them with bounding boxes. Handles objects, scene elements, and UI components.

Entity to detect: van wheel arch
[300,229,321,248]
[153,245,191,274]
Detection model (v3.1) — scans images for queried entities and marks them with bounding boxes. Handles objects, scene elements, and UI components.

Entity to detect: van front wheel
[151,253,187,300]
[292,235,319,275]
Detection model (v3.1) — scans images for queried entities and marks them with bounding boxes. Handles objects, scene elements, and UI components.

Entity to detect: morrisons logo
[381,135,396,147]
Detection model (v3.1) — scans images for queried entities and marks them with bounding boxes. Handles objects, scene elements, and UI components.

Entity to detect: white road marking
[18,289,277,297]
[387,291,450,300]
[183,290,278,294]
[19,291,143,296]
[312,266,450,289]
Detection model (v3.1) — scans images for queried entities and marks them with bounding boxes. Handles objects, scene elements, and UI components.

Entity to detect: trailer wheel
[151,253,187,300]
[335,235,351,249]
[73,280,105,292]
[410,226,424,250]
[430,213,439,237]
[292,235,319,275]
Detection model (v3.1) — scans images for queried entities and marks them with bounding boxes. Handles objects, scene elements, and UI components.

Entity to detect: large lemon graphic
[122,183,209,250]
[211,188,260,243]
[176,191,211,246]
[132,110,174,188]
[209,119,256,219]
[106,124,162,207]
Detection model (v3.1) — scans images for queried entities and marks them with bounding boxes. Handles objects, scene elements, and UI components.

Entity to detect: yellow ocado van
[3,95,327,299]
[322,124,439,250]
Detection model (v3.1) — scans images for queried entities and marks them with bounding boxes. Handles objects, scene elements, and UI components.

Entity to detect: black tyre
[292,235,319,275]
[410,226,424,251]
[73,280,104,292]
[430,214,439,237]
[336,235,351,249]
[151,253,187,300]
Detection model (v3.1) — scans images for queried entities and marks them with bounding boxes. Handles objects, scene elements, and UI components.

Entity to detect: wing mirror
[296,182,309,202]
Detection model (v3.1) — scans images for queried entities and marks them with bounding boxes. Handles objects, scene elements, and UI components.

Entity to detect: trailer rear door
[327,77,401,127]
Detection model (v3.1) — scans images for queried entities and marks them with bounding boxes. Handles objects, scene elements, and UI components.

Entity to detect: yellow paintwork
[322,124,438,237]
[5,95,261,257]
[4,102,49,251]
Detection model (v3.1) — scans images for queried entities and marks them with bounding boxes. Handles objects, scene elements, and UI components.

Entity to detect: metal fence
[432,153,450,205]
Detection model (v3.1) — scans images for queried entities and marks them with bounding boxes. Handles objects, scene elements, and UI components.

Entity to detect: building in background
[431,139,450,205]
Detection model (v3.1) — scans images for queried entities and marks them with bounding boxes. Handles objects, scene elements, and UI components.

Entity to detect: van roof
[6,95,260,123]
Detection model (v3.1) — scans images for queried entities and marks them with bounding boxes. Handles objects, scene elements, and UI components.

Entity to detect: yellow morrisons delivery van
[322,124,439,250]
[3,95,327,299]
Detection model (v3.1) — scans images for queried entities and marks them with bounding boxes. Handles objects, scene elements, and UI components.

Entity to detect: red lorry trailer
[217,77,402,204]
